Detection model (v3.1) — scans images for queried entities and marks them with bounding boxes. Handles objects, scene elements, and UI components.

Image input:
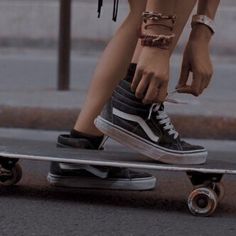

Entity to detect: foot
[47,131,156,190]
[94,80,207,165]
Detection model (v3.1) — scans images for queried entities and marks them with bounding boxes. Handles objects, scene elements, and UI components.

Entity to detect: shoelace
[97,0,119,21]
[165,89,200,105]
[148,104,179,139]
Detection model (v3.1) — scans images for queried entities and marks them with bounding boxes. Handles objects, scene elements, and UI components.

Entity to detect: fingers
[135,73,151,99]
[142,79,159,104]
[190,73,202,96]
[140,78,168,104]
[176,61,190,90]
[177,65,213,96]
[156,82,168,103]
[132,68,168,104]
[142,82,168,104]
[200,70,213,93]
[177,74,212,96]
[131,68,143,92]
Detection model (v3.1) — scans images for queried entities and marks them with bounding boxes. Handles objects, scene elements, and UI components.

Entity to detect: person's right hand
[131,47,170,104]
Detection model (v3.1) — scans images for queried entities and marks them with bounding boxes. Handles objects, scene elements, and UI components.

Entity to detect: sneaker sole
[95,116,207,165]
[47,173,156,191]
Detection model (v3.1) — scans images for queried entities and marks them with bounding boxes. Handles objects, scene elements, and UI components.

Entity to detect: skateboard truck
[0,158,22,186]
[187,171,223,186]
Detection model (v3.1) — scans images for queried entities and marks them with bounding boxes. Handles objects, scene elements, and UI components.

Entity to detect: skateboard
[0,137,235,217]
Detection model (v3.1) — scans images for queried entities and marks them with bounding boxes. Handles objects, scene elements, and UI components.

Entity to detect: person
[47,0,220,190]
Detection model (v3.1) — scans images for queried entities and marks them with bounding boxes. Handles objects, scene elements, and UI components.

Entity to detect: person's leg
[95,0,207,165]
[75,0,197,137]
[48,1,156,191]
[74,0,147,136]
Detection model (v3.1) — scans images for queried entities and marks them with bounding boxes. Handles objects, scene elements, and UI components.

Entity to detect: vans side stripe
[113,108,159,142]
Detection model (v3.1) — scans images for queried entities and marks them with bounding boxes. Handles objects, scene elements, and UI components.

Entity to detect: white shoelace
[148,104,179,139]
[146,89,199,139]
[165,89,200,105]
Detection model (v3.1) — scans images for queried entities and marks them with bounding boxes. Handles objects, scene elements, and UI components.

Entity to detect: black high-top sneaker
[47,130,156,190]
[95,79,207,165]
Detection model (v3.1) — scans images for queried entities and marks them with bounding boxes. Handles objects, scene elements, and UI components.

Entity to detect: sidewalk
[0,128,236,153]
[0,48,235,140]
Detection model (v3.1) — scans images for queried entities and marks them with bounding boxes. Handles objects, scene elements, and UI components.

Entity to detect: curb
[0,106,235,140]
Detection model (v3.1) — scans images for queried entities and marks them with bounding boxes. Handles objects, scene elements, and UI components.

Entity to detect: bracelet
[140,33,175,49]
[191,14,215,34]
[142,11,176,25]
[144,22,174,31]
[140,11,176,49]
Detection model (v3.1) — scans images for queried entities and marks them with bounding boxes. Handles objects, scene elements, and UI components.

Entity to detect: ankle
[71,129,104,139]
[70,129,105,148]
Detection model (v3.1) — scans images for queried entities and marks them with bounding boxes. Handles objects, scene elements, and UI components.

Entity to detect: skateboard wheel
[196,182,225,202]
[188,187,218,217]
[0,164,22,186]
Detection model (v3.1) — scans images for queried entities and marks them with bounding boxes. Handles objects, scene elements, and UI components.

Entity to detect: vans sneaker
[95,80,207,165]
[47,131,156,190]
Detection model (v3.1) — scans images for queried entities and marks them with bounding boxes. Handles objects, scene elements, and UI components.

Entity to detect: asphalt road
[0,129,236,236]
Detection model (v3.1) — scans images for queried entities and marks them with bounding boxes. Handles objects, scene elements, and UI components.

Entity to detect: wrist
[140,11,176,51]
[143,46,171,58]
[190,24,212,43]
[145,26,172,36]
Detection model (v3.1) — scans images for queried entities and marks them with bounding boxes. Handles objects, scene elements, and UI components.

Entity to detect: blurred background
[0,0,235,139]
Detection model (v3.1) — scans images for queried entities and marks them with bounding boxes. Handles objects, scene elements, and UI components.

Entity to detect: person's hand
[132,47,170,104]
[176,25,213,96]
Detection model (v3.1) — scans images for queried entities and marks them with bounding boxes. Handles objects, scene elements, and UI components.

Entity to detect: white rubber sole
[95,116,207,165]
[47,174,156,191]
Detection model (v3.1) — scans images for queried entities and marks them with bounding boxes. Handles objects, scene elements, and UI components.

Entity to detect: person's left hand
[176,25,213,96]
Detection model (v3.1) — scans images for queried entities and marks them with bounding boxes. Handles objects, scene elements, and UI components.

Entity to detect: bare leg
[74,0,196,136]
[132,0,197,63]
[74,0,147,135]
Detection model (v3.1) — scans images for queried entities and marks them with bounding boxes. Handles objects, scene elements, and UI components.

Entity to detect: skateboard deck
[0,138,235,173]
[0,137,235,217]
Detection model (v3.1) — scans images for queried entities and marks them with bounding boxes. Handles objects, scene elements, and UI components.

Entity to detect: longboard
[0,137,235,217]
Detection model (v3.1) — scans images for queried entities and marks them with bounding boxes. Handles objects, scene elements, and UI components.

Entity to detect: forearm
[190,0,220,42]
[132,0,197,62]
[176,0,220,96]
[197,0,220,19]
[145,0,177,36]
[170,0,197,53]
[146,0,177,15]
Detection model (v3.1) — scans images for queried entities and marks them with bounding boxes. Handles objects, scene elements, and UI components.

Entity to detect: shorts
[97,0,120,21]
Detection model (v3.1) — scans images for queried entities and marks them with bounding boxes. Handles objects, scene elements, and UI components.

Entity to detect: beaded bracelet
[142,11,176,25]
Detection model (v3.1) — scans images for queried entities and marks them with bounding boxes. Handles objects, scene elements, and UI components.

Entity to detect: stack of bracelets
[140,11,176,50]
